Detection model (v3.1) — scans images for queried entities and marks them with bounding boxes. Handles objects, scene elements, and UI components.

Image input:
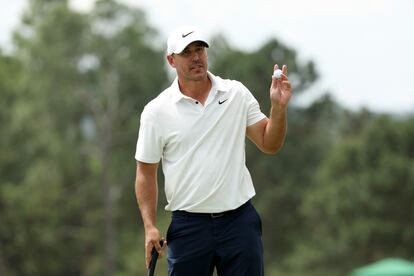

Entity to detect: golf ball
[273,69,283,79]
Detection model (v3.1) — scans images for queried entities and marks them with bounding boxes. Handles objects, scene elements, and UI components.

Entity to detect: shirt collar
[170,71,230,103]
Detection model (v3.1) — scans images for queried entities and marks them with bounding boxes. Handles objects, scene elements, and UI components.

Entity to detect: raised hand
[270,64,292,110]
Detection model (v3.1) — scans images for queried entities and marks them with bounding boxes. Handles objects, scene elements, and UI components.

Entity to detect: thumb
[154,239,165,253]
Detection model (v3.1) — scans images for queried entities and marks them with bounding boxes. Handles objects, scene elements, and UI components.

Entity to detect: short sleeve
[134,107,164,163]
[243,85,266,126]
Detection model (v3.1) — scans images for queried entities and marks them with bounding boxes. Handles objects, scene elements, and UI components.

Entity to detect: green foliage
[210,38,318,110]
[291,115,414,275]
[1,0,168,275]
[1,0,413,275]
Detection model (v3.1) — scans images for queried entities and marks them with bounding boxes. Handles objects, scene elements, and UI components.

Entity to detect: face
[167,41,208,82]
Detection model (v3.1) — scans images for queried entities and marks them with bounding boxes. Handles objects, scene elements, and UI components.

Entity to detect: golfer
[135,25,292,276]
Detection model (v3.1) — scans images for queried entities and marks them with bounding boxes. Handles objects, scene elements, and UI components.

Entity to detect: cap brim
[171,39,209,55]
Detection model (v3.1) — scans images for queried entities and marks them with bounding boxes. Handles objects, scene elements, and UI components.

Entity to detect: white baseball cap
[167,26,210,55]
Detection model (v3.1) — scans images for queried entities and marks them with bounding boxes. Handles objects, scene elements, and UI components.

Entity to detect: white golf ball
[273,69,283,79]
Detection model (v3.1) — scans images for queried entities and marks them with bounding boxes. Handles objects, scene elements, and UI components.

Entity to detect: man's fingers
[272,64,288,81]
[282,64,288,76]
[145,239,159,268]
[154,240,162,253]
[145,246,152,269]
[151,239,167,260]
[158,240,167,258]
[273,64,288,75]
[155,238,166,252]
[282,80,292,89]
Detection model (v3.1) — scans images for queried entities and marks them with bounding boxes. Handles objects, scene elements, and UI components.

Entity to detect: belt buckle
[210,212,224,218]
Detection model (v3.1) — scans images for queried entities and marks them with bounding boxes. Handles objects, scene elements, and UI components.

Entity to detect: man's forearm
[135,164,158,230]
[135,162,164,268]
[136,182,157,229]
[263,106,287,154]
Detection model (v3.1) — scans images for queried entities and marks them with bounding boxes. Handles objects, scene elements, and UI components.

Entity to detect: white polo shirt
[135,72,266,212]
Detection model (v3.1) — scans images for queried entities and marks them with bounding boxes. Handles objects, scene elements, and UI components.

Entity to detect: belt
[172,200,251,219]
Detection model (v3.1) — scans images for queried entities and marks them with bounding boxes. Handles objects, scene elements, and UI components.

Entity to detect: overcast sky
[1,0,413,114]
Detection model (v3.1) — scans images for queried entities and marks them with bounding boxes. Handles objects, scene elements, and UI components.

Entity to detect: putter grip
[147,240,164,276]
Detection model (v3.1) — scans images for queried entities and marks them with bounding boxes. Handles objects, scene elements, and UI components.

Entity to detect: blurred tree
[289,115,414,275]
[0,51,24,276]
[210,37,318,107]
[2,1,412,275]
[254,95,350,273]
[1,0,168,275]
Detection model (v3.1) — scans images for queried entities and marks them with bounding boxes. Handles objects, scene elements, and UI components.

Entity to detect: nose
[190,51,200,61]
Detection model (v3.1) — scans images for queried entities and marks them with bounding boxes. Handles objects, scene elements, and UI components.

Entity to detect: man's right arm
[135,161,164,269]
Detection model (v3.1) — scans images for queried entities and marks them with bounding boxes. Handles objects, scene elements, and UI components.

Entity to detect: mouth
[190,64,204,71]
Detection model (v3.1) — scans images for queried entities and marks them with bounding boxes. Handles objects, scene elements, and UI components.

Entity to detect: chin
[191,69,206,78]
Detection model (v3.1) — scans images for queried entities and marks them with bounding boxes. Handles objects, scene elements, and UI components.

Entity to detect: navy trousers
[166,201,264,276]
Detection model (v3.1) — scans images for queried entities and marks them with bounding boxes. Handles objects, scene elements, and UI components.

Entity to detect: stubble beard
[187,62,207,81]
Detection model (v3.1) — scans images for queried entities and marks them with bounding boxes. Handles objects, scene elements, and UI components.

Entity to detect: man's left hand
[270,64,292,110]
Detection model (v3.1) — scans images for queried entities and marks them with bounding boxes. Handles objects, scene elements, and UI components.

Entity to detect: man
[135,25,292,275]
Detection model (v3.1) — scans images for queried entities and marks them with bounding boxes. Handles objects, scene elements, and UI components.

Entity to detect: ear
[166,55,176,68]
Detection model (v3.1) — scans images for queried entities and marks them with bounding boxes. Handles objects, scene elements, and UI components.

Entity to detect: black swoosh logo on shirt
[182,31,194,38]
[218,99,228,105]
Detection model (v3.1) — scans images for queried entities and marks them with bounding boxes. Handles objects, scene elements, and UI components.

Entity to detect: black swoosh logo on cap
[182,31,194,38]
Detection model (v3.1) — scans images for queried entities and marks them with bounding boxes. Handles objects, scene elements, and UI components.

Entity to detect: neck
[178,74,212,104]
